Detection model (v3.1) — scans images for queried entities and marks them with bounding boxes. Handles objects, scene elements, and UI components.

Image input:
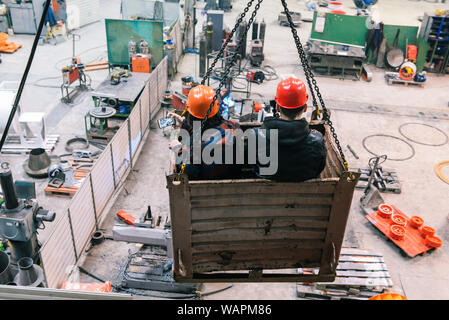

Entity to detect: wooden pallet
[296,248,393,300]
[356,167,401,194]
[387,78,425,88]
[366,206,436,258]
[44,169,89,197]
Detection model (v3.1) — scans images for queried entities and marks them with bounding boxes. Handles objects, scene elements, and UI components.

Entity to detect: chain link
[201,0,263,128]
[280,0,349,173]
[201,0,256,85]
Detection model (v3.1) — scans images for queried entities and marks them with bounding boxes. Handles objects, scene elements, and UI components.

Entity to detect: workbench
[307,40,366,80]
[90,72,151,118]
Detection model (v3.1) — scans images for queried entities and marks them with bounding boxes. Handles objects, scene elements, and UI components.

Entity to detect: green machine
[105,19,165,69]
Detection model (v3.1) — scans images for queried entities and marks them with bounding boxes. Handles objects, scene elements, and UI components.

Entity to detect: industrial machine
[0,162,55,264]
[248,39,264,67]
[306,40,365,80]
[128,37,151,73]
[84,106,118,143]
[248,19,266,66]
[60,34,109,104]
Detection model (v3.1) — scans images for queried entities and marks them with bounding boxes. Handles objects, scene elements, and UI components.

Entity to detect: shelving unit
[419,13,449,74]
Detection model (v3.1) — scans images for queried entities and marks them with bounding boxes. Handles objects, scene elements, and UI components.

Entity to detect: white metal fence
[39,58,168,289]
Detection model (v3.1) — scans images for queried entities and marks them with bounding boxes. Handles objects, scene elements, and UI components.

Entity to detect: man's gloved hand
[167,112,185,128]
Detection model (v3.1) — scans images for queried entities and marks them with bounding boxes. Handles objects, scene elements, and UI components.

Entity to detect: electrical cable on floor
[398,122,449,147]
[77,266,233,299]
[362,134,416,161]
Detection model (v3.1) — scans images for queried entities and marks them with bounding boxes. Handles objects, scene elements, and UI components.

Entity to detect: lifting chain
[280,0,351,177]
[195,0,351,178]
[201,0,264,128]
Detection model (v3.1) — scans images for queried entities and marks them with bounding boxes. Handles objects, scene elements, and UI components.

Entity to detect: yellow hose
[435,161,449,185]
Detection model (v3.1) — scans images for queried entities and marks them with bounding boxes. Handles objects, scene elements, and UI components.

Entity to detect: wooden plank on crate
[319,172,360,275]
[191,205,331,220]
[193,259,322,273]
[191,239,325,254]
[191,248,322,265]
[189,182,338,197]
[191,228,327,243]
[191,217,329,232]
[190,194,334,208]
[167,175,194,279]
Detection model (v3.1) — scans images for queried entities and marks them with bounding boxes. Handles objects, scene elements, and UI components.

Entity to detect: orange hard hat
[275,77,309,109]
[186,85,219,119]
[369,293,407,300]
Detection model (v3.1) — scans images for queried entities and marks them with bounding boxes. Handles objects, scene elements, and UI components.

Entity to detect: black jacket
[255,117,327,182]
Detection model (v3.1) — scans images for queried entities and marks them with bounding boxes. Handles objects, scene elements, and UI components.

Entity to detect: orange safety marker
[366,205,443,258]
[117,210,138,225]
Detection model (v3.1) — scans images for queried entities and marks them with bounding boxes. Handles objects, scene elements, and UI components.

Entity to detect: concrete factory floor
[1,0,449,300]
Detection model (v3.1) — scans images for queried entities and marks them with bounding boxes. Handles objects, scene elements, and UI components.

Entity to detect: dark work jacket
[255,117,327,182]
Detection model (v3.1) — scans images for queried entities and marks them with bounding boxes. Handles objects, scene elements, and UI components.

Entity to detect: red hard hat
[275,77,309,109]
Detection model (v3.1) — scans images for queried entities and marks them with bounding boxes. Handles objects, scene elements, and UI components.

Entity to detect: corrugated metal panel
[68,178,97,255]
[148,72,159,117]
[158,58,168,98]
[110,120,131,184]
[66,0,100,30]
[40,213,76,289]
[129,100,142,160]
[140,83,150,132]
[90,145,115,217]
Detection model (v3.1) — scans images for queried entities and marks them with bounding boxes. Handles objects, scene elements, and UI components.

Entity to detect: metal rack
[419,13,449,74]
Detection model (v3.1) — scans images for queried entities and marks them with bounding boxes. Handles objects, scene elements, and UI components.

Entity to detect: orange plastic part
[369,293,407,300]
[61,281,112,293]
[391,214,407,227]
[426,235,443,248]
[390,225,406,241]
[0,33,22,53]
[409,216,424,229]
[377,204,394,219]
[117,210,137,225]
[421,226,435,238]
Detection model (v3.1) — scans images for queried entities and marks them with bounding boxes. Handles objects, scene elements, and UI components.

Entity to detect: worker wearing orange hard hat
[255,77,327,182]
[168,85,241,180]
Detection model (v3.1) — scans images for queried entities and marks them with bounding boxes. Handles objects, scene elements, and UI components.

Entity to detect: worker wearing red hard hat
[255,77,327,181]
[168,85,242,180]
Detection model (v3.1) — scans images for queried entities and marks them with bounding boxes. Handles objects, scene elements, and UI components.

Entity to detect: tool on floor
[246,70,265,83]
[347,145,359,159]
[0,162,56,264]
[360,155,387,214]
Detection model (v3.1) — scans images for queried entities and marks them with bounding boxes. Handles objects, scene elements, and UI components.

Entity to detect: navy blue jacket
[255,117,327,182]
